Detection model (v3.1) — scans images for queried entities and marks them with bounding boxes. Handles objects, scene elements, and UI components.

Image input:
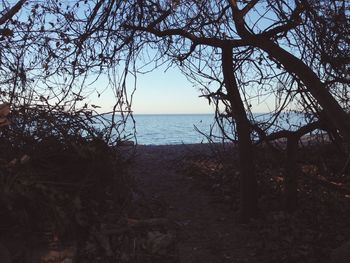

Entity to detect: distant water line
[131,114,221,145]
[98,113,308,145]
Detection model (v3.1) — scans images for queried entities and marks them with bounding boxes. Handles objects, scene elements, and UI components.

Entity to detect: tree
[0,2,136,248]
[2,0,349,220]
[119,0,349,219]
[0,0,135,144]
[121,0,260,219]
[228,0,350,139]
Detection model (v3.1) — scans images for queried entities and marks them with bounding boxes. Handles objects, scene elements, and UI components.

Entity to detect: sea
[132,114,221,145]
[117,113,307,145]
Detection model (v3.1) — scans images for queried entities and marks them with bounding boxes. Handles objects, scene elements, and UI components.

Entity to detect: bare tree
[119,0,349,218]
[2,0,349,220]
[35,0,349,220]
[0,0,136,145]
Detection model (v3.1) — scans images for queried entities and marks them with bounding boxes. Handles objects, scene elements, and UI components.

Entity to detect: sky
[1,0,213,115]
[2,0,279,115]
[91,63,274,114]
[91,65,215,114]
[129,67,213,114]
[83,2,279,115]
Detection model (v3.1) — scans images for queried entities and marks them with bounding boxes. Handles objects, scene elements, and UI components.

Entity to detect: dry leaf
[0,103,10,117]
[0,103,10,128]
[0,118,10,127]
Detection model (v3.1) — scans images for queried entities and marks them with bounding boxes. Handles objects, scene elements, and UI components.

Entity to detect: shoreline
[122,134,331,162]
[134,132,330,147]
[130,142,239,162]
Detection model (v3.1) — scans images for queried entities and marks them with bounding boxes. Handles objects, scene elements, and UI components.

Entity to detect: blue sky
[91,64,214,114]
[2,1,283,115]
[90,64,275,114]
[85,2,281,115]
[131,67,213,114]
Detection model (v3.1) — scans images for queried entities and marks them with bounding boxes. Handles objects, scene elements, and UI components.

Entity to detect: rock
[330,241,350,263]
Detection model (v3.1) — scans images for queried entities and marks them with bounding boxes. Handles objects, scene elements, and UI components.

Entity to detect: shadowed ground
[130,144,258,263]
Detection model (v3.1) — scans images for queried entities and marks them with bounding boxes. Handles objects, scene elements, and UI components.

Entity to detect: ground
[130,144,258,263]
[2,142,349,263]
[129,142,350,263]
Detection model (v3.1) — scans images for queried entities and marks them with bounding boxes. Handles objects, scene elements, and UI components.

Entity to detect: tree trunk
[285,135,299,212]
[222,43,258,220]
[254,39,350,142]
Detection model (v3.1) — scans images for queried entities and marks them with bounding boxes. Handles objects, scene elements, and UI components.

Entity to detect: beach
[129,143,257,263]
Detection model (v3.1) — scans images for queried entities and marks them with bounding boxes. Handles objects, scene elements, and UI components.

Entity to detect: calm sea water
[121,113,306,145]
[132,114,219,145]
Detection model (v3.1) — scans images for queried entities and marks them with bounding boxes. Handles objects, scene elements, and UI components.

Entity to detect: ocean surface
[119,113,306,145]
[132,114,220,145]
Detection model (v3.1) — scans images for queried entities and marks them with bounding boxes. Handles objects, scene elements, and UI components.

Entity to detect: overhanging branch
[241,0,259,16]
[0,0,26,25]
[123,24,246,48]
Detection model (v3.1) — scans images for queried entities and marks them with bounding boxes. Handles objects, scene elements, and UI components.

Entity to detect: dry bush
[0,104,133,243]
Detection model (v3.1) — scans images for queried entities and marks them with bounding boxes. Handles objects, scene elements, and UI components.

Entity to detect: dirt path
[129,144,258,263]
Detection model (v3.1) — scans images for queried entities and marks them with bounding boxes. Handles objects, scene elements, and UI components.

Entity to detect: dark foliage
[0,105,135,261]
[178,141,350,262]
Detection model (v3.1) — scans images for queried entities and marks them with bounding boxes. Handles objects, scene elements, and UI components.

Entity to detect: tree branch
[260,21,298,39]
[147,9,172,28]
[259,3,303,39]
[123,24,246,48]
[241,0,259,16]
[227,0,253,38]
[0,0,26,26]
[255,121,323,144]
